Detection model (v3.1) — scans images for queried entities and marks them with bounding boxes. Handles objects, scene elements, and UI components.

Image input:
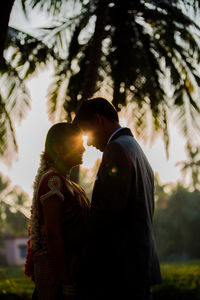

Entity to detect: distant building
[3,236,28,266]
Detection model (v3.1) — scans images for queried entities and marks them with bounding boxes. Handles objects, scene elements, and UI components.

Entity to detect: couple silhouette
[25,97,161,300]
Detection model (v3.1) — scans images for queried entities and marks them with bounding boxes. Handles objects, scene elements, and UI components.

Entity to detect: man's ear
[93,114,103,127]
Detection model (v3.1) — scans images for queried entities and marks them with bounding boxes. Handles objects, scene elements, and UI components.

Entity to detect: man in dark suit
[73,97,162,299]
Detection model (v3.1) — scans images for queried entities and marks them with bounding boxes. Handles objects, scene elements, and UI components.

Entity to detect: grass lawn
[0,261,200,299]
[0,266,34,299]
[153,260,200,300]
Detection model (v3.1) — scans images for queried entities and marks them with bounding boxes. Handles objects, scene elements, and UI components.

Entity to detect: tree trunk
[81,0,108,101]
[0,0,15,69]
[71,0,108,183]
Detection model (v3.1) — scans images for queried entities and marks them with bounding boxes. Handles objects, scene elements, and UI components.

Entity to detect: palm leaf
[25,0,63,15]
[4,0,200,161]
[68,11,92,66]
[0,57,31,164]
[6,27,58,80]
[38,1,93,59]
[0,94,18,163]
[47,59,69,122]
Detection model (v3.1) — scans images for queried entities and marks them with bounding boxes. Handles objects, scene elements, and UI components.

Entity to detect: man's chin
[76,159,83,166]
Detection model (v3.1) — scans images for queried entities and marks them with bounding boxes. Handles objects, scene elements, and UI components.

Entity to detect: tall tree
[24,0,200,155]
[1,0,200,164]
[80,0,109,101]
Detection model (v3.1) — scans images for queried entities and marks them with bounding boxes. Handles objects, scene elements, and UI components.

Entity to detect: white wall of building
[4,237,28,266]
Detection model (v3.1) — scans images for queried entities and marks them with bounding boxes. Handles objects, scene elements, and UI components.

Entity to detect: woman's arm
[43,195,70,285]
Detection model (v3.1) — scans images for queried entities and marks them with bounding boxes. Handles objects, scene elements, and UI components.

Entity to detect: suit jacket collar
[109,127,133,143]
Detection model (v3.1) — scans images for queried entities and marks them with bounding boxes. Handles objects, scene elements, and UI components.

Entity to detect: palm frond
[19,0,28,15]
[47,76,66,122]
[24,0,63,15]
[6,27,58,79]
[0,94,18,165]
[2,63,31,121]
[139,4,200,144]
[173,89,194,143]
[47,60,69,122]
[0,60,31,164]
[68,11,92,66]
[7,0,200,159]
[37,1,93,59]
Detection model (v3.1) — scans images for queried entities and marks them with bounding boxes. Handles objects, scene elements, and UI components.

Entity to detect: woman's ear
[53,144,63,155]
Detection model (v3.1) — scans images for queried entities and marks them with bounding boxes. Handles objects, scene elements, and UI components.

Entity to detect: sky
[0,0,188,198]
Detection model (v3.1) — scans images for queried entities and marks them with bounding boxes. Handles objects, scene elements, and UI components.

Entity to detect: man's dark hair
[73,97,119,124]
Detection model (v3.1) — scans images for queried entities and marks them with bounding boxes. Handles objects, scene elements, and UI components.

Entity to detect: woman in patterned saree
[25,122,90,300]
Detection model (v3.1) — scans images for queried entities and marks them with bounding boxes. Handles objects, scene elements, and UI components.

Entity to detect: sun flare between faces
[81,117,126,169]
[82,135,102,169]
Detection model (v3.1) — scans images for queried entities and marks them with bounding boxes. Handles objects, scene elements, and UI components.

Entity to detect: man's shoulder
[105,138,125,153]
[114,133,134,143]
[103,137,134,166]
[109,134,136,152]
[108,133,148,164]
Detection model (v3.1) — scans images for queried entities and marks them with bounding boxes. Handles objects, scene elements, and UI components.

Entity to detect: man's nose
[87,138,93,146]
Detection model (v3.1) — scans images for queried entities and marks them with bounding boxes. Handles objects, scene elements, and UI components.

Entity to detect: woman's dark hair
[44,122,80,165]
[73,97,119,124]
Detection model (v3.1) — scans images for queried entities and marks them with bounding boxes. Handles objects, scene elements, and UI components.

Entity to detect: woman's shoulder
[40,169,64,187]
[40,170,76,199]
[38,169,66,198]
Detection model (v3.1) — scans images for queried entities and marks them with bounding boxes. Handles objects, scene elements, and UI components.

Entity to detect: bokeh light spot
[109,166,118,176]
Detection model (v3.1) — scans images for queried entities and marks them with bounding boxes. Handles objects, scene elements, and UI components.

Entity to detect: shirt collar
[107,127,126,144]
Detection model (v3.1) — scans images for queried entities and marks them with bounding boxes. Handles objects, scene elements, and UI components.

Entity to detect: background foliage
[154,178,200,260]
[0,173,30,257]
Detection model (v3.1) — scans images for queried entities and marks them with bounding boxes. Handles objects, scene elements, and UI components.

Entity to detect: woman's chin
[77,158,83,165]
[72,158,83,168]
